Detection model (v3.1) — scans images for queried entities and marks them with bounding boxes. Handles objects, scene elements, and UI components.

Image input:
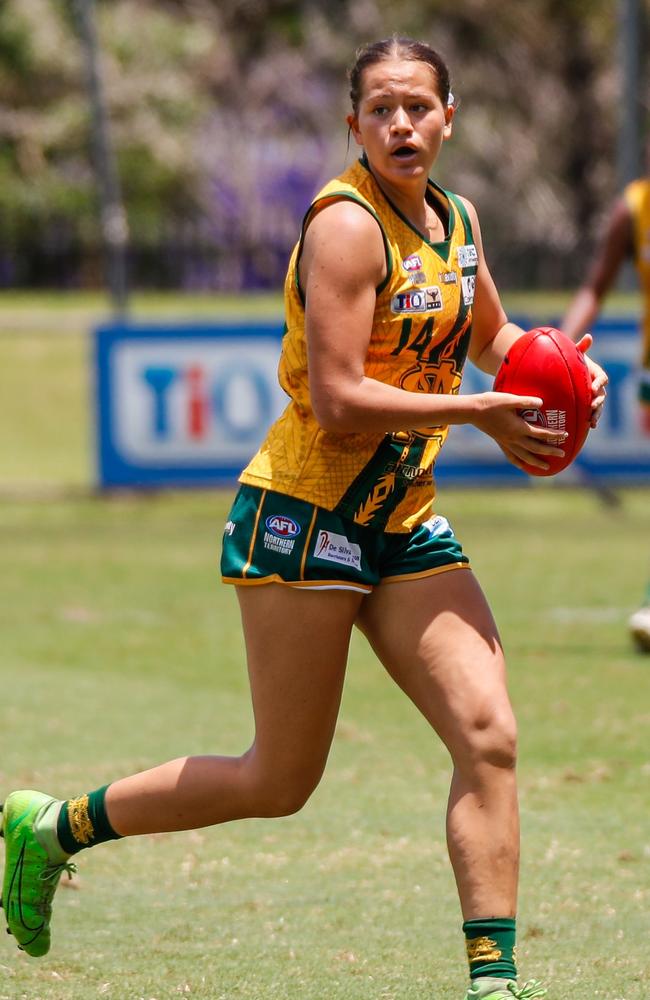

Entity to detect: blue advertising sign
[95,323,286,487]
[95,317,650,489]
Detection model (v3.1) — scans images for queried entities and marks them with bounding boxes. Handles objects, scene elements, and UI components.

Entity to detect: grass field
[1,293,649,1000]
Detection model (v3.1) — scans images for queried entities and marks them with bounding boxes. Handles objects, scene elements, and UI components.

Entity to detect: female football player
[2,36,606,1000]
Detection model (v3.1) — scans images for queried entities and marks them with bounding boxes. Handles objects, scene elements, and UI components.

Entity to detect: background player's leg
[105,584,364,835]
[356,569,518,920]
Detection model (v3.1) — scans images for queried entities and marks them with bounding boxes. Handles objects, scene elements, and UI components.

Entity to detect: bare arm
[300,200,497,433]
[299,199,565,471]
[562,196,634,341]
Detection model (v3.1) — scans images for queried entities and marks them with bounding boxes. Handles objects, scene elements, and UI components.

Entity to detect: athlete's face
[347,58,453,187]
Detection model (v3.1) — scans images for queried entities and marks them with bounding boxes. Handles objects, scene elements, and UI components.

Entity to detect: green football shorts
[221,484,470,593]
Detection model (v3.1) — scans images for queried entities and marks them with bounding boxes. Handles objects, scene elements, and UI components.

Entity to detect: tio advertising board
[95,318,650,489]
[95,323,286,487]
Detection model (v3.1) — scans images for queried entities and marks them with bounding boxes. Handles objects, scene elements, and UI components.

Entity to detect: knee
[240,751,322,818]
[453,707,518,774]
[253,781,316,818]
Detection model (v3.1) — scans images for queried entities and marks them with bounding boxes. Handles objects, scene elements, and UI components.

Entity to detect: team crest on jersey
[397,359,462,440]
[400,361,449,393]
[391,286,443,315]
[457,244,478,268]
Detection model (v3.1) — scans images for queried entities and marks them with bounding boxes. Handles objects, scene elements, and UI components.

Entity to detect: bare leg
[106,585,363,835]
[356,569,518,919]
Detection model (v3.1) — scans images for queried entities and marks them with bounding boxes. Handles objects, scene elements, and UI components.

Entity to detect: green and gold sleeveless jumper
[240,157,477,533]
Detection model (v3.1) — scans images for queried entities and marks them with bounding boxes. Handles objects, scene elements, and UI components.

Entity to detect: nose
[390,106,411,132]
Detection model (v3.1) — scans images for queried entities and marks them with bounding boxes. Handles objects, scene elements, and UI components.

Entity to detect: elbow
[311,391,359,434]
[313,405,355,434]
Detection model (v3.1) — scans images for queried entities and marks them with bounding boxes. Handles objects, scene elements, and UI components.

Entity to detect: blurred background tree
[0,0,643,292]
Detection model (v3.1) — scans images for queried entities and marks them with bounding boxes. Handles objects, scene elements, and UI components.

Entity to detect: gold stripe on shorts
[242,488,267,579]
[300,504,319,581]
[380,561,471,584]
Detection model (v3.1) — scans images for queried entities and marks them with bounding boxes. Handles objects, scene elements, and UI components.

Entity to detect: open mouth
[392,145,417,159]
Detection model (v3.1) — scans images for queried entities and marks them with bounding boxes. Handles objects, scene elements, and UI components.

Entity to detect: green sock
[56,784,122,856]
[463,916,517,981]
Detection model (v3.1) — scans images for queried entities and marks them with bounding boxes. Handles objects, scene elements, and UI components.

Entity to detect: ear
[346,113,364,148]
[443,105,454,140]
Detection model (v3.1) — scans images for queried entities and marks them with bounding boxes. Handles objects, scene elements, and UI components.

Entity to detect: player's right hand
[471,391,568,472]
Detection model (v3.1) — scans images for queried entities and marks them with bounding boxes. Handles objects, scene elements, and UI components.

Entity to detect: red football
[493,327,592,477]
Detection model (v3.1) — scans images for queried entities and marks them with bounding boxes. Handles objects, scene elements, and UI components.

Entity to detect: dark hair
[348,36,451,115]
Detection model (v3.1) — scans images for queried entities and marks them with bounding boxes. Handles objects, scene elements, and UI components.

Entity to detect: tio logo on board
[112,338,285,463]
[141,363,271,441]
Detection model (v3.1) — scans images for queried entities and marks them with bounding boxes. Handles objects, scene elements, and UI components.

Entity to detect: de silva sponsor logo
[313,530,361,570]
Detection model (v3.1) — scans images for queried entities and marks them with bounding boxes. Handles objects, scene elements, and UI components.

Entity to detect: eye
[410,103,429,113]
[371,105,389,116]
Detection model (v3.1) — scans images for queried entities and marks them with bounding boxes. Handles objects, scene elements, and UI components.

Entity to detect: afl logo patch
[402,254,423,272]
[265,514,301,538]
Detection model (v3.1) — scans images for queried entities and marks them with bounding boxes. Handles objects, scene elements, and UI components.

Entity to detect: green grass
[1,292,649,999]
[1,488,649,1000]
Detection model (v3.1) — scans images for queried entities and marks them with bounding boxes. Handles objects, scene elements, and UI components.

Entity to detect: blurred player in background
[563,177,650,651]
[2,36,605,1000]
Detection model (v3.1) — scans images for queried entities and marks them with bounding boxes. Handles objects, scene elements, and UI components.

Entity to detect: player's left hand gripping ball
[494,326,599,477]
